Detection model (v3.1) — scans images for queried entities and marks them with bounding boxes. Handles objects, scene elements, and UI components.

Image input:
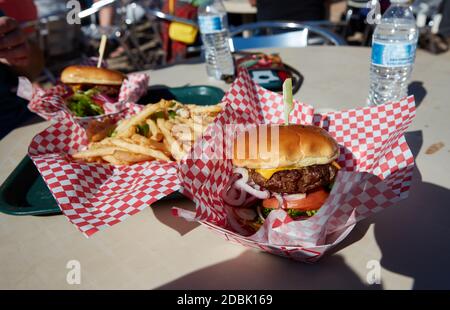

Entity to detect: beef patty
[249,164,338,194]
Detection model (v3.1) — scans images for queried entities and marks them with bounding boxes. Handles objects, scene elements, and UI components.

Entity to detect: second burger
[61,65,126,117]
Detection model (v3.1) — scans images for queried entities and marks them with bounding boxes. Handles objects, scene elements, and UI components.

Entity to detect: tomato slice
[262,197,280,209]
[262,189,329,212]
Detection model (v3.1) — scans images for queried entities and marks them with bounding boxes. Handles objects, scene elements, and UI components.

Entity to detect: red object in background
[236,53,292,86]
[161,1,198,63]
[236,53,288,70]
[277,70,289,81]
[236,53,285,70]
[0,0,38,33]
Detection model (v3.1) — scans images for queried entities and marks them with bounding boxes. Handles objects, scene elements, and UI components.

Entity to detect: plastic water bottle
[368,0,418,106]
[198,0,235,80]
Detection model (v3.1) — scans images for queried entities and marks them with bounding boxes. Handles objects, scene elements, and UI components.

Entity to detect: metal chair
[77,0,166,70]
[229,21,347,51]
[144,8,198,27]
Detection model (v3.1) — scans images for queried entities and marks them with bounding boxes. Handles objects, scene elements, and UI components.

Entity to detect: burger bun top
[61,65,125,86]
[232,124,339,169]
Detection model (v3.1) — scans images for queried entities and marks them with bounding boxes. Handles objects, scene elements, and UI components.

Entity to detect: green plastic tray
[0,85,225,216]
[138,85,225,106]
[0,156,60,215]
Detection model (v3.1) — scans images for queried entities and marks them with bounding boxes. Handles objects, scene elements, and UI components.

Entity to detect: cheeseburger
[61,66,125,117]
[223,124,340,232]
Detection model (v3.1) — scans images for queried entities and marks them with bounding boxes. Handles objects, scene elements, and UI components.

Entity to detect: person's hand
[0,16,31,67]
[249,0,257,7]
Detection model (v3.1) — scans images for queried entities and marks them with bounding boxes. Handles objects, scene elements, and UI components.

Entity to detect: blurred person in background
[93,0,116,27]
[0,0,44,139]
[92,0,123,57]
[439,0,450,42]
[91,0,145,58]
[429,0,450,52]
[85,1,200,63]
[249,0,326,22]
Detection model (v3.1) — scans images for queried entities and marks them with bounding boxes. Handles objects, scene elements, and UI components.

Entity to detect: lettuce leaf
[67,90,104,117]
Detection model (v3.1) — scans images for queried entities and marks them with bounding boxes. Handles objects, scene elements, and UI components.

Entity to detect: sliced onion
[223,168,269,206]
[228,186,239,198]
[222,174,247,206]
[234,208,257,221]
[233,167,249,183]
[62,88,73,99]
[273,193,284,209]
[241,195,259,209]
[92,93,115,103]
[257,205,266,223]
[284,193,306,201]
[222,185,246,206]
[225,173,242,187]
[235,179,270,199]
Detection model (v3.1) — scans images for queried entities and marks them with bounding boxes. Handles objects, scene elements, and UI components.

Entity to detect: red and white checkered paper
[27,72,149,127]
[28,103,181,237]
[173,70,416,262]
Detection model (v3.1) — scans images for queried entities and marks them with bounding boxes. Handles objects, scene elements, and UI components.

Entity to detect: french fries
[109,138,171,161]
[131,134,169,155]
[73,99,222,165]
[146,119,163,141]
[111,150,154,164]
[115,103,161,136]
[72,146,125,159]
[186,104,223,115]
[102,154,126,165]
[157,118,184,161]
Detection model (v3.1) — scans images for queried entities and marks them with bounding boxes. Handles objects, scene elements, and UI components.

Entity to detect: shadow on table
[151,196,379,289]
[150,196,200,236]
[408,81,427,108]
[151,143,380,289]
[155,249,381,290]
[18,114,46,128]
[374,130,450,289]
[154,132,450,289]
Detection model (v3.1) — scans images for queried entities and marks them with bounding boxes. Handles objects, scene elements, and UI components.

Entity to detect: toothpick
[283,78,293,125]
[97,34,107,68]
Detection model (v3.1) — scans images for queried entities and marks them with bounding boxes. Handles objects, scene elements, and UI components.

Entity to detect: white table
[1,47,450,289]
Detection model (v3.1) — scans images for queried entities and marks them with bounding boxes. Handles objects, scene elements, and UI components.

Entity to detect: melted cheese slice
[255,161,341,180]
[72,84,82,92]
[254,167,297,179]
[332,161,341,170]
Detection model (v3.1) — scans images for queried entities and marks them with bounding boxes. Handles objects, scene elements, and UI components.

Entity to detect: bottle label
[198,15,223,34]
[371,42,416,67]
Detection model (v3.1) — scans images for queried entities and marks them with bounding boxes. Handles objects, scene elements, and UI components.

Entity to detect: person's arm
[11,41,44,80]
[0,16,44,80]
[94,0,115,27]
